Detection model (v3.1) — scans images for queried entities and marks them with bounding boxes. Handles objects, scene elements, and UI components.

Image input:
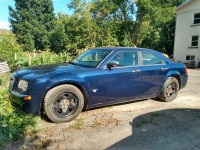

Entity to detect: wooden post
[28,52,31,66]
[42,55,44,63]
[15,53,17,60]
[66,53,68,62]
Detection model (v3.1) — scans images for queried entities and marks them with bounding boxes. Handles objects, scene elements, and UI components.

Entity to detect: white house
[174,0,200,67]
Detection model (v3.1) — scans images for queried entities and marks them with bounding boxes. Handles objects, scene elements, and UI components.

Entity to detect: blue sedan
[9,48,188,122]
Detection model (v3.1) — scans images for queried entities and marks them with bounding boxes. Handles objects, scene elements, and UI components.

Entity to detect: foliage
[9,0,55,51]
[8,0,186,55]
[70,118,84,129]
[0,32,71,71]
[10,51,72,71]
[0,74,37,147]
[135,0,185,54]
[0,32,22,68]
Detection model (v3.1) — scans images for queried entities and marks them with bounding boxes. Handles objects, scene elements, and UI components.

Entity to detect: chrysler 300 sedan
[9,48,188,122]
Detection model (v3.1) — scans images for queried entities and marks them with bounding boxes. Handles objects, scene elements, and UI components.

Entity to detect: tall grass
[9,51,73,72]
[0,73,38,147]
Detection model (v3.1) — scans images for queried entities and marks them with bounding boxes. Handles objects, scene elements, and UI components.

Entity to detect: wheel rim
[166,82,177,98]
[53,93,78,118]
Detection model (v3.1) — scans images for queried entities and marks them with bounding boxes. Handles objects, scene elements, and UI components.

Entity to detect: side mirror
[107,61,119,68]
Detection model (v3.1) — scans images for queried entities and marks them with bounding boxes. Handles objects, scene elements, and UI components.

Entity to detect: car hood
[15,63,86,77]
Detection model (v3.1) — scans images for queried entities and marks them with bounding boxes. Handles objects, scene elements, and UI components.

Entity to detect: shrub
[0,32,22,69]
[0,73,37,147]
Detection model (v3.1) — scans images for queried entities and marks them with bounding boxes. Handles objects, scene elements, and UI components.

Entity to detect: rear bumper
[181,75,188,89]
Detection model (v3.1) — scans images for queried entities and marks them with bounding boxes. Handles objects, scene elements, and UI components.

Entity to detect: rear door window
[141,52,162,65]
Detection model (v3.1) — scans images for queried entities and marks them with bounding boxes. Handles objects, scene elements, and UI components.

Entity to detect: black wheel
[44,84,84,123]
[158,77,179,102]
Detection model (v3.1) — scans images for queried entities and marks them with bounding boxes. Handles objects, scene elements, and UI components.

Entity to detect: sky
[0,0,73,30]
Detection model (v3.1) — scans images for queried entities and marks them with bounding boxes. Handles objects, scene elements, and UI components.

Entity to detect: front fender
[32,74,90,114]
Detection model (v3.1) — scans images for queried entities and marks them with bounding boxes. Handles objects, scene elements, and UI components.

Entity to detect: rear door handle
[132,70,141,73]
[161,68,168,71]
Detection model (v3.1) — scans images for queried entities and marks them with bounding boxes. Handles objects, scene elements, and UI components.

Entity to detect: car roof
[93,47,157,52]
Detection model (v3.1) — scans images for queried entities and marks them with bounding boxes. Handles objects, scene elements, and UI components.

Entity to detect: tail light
[185,64,188,75]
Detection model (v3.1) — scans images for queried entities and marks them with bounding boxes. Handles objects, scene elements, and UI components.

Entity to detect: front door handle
[132,70,141,73]
[161,68,168,71]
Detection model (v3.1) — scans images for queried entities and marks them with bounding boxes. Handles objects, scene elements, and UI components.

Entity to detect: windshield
[70,49,112,68]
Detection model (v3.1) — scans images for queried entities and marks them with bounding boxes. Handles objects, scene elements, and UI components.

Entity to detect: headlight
[18,79,28,92]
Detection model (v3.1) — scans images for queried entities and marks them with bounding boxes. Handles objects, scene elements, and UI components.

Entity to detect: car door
[97,51,143,104]
[140,51,169,97]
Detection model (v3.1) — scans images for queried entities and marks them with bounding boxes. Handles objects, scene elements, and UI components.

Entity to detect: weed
[0,87,37,147]
[0,73,10,87]
[150,112,165,123]
[70,118,84,129]
[151,112,165,118]
[91,124,99,128]
[135,120,148,127]
[151,122,160,126]
[106,106,113,109]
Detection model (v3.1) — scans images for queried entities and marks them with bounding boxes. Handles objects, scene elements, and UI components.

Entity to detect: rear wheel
[158,77,179,102]
[44,84,84,123]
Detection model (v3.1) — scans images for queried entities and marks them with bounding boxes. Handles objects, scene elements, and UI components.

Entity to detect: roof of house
[0,29,10,35]
[175,0,195,11]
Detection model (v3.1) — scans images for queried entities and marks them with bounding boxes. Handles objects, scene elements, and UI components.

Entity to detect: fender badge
[92,89,98,93]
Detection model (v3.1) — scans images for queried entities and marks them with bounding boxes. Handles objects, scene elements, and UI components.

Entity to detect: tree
[9,0,55,51]
[135,0,185,55]
[0,32,22,66]
[90,0,136,47]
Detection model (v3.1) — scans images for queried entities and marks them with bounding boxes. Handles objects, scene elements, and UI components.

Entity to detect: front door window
[110,51,138,67]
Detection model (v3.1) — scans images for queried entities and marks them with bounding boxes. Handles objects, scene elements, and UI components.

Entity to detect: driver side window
[110,51,138,67]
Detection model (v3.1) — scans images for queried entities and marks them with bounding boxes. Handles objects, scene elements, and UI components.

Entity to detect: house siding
[174,0,200,67]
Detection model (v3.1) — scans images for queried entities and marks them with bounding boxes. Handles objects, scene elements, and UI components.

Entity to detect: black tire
[44,84,84,123]
[158,77,179,102]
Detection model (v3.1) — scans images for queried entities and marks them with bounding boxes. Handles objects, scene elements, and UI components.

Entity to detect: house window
[186,55,195,60]
[194,13,200,24]
[191,36,199,47]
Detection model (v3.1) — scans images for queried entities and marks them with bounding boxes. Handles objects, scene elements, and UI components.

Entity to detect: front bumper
[10,90,40,115]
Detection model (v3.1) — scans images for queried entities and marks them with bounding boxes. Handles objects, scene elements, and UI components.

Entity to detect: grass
[135,112,166,128]
[150,112,165,118]
[135,120,148,127]
[0,73,10,86]
[70,118,84,129]
[150,112,165,123]
[0,73,38,147]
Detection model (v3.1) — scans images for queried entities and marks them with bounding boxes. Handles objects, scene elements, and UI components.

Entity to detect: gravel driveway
[7,69,200,150]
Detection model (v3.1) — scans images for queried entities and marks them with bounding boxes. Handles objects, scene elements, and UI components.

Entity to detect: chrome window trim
[97,50,114,68]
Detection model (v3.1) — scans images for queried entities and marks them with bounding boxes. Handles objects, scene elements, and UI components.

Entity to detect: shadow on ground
[107,108,200,150]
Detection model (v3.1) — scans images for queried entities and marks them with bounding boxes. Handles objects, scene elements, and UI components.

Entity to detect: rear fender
[158,70,181,94]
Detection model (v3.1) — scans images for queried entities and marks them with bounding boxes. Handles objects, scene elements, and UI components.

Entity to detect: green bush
[0,74,37,147]
[0,32,22,68]
[13,51,72,70]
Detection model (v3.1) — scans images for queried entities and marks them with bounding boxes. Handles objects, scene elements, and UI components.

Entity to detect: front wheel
[44,84,84,123]
[158,77,179,102]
